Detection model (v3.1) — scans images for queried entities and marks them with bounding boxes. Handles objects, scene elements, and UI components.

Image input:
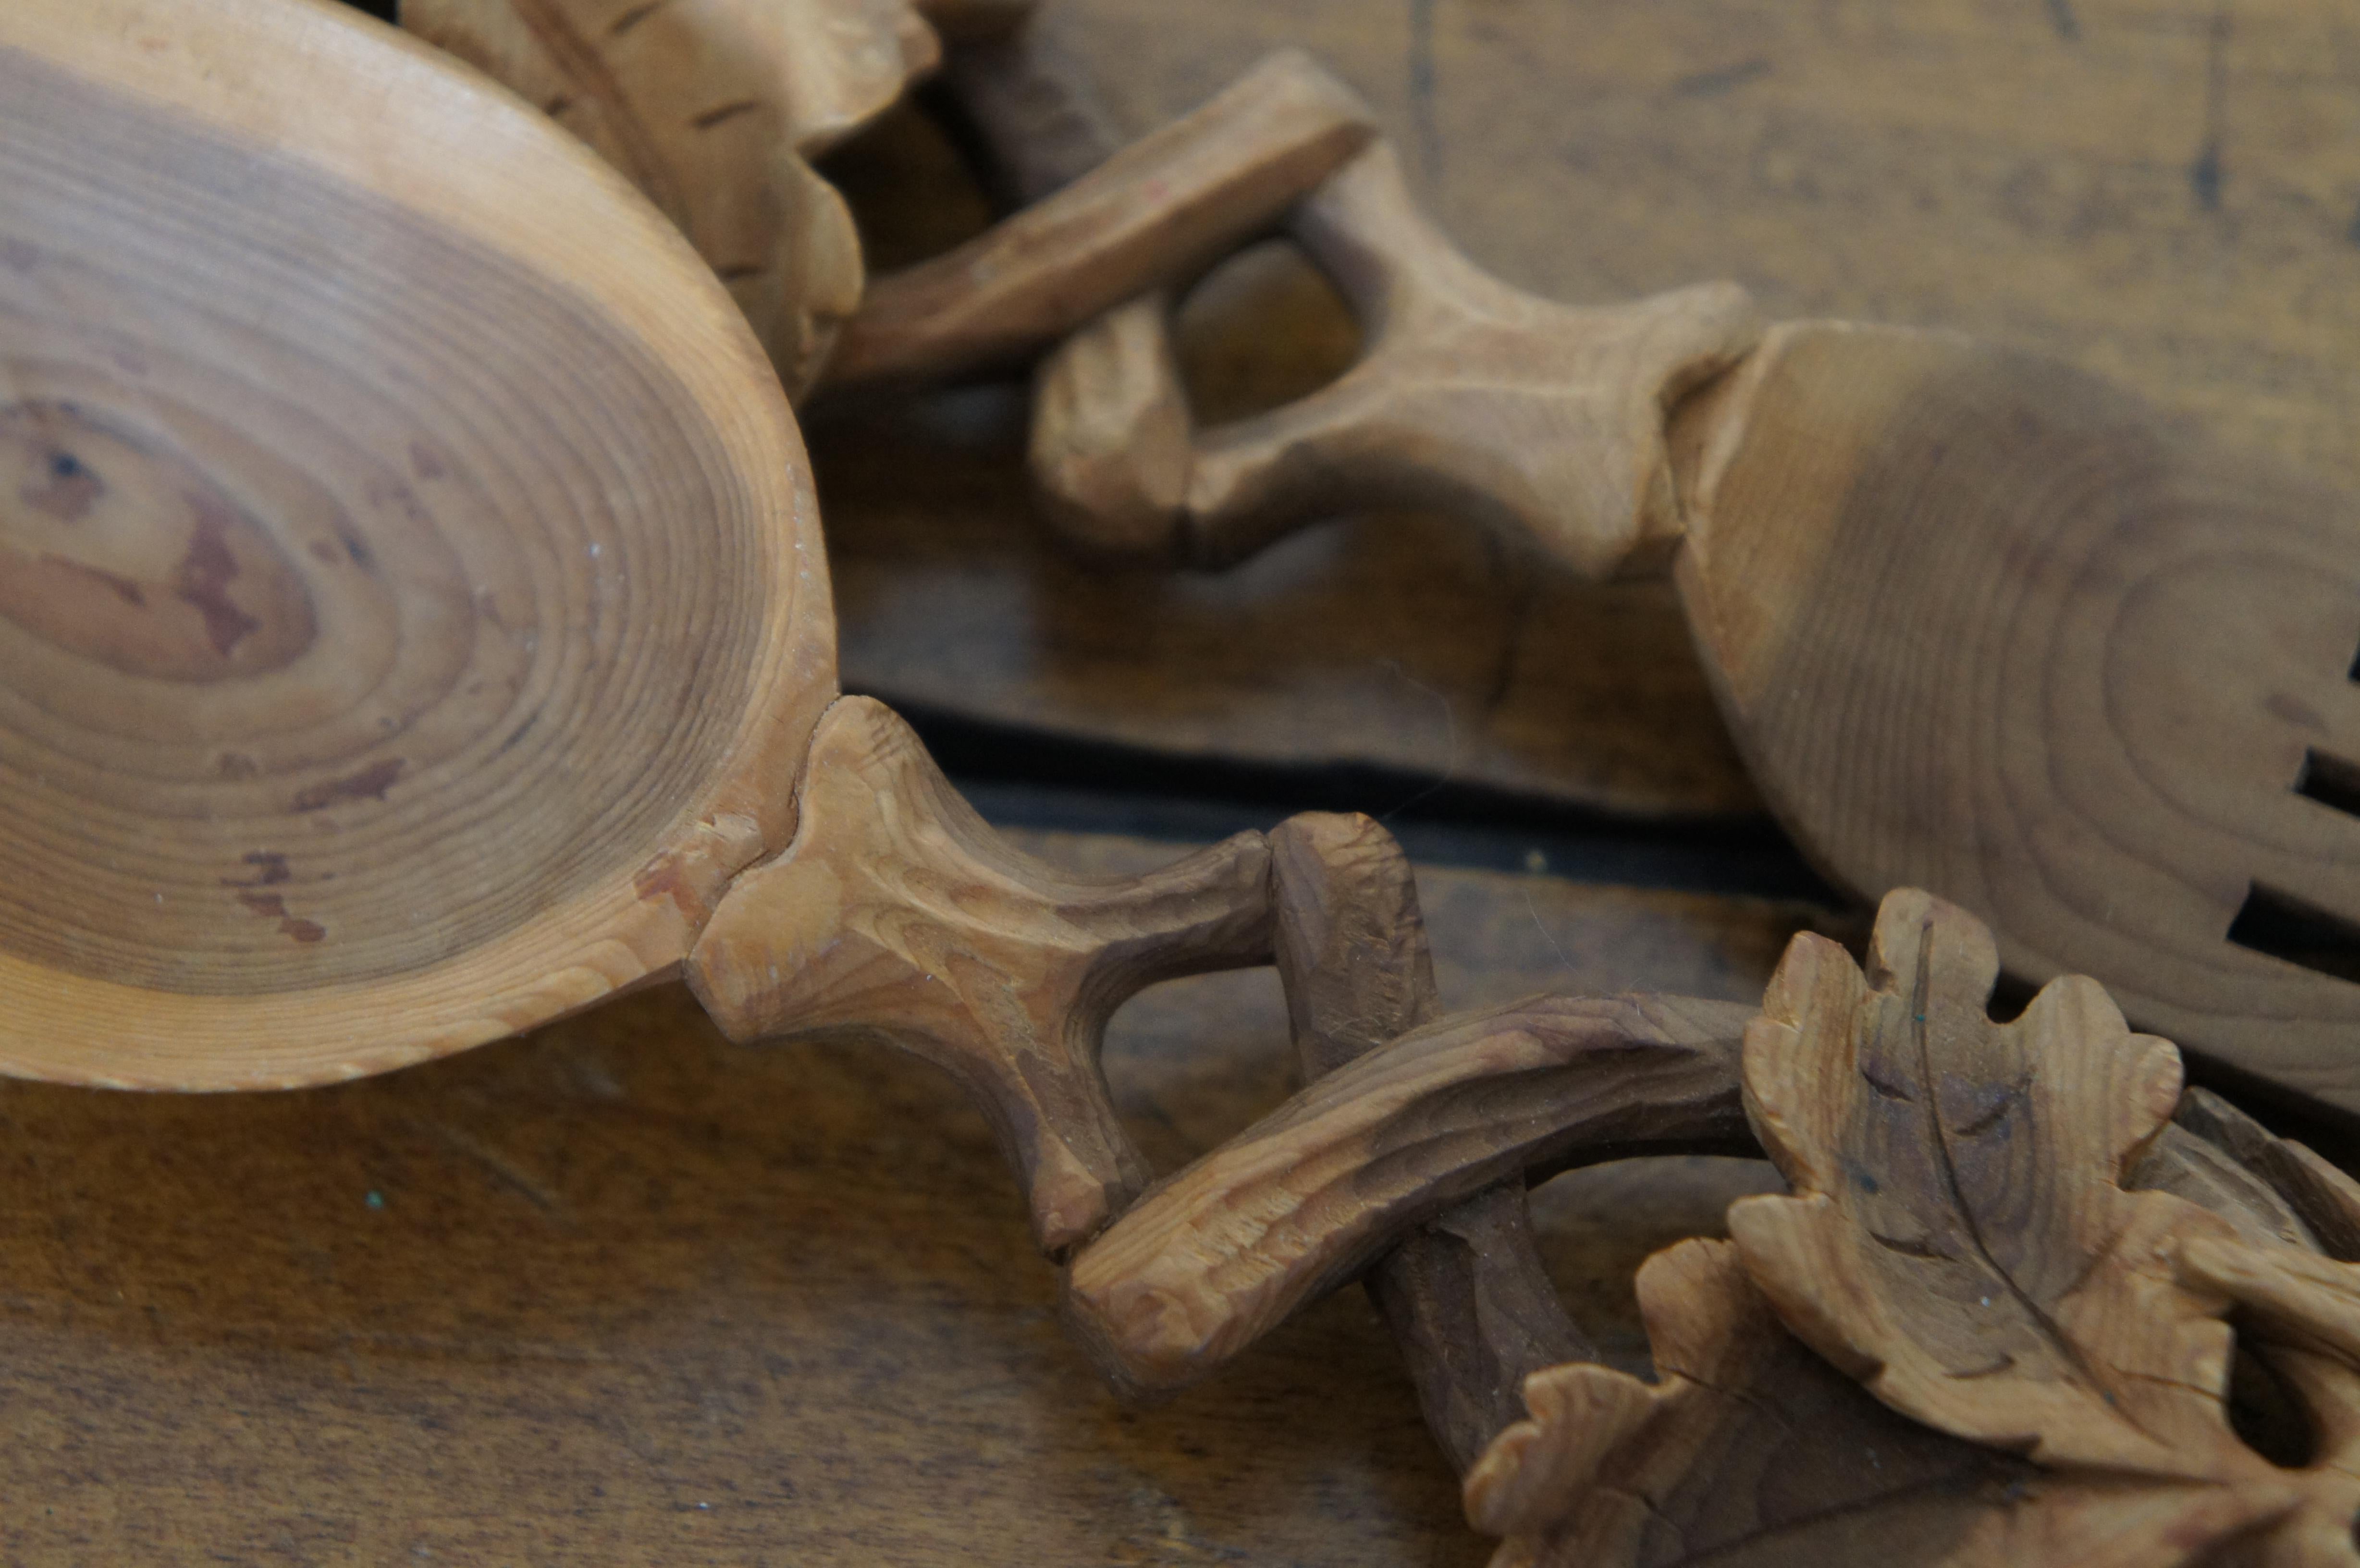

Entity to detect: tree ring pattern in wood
[0,29,826,1086]
[1678,324,2360,1107]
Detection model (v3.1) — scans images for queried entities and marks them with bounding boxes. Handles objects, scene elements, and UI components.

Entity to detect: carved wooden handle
[823,49,1378,389]
[685,698,1275,1256]
[1060,986,1755,1400]
[1272,813,1597,1473]
[1181,143,1760,577]
[990,56,1762,576]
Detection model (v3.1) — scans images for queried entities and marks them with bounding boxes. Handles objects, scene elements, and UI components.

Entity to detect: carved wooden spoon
[0,0,1302,1258]
[946,42,2360,1117]
[1667,321,2360,1116]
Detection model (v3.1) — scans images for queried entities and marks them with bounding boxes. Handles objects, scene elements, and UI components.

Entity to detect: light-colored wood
[1675,320,2360,1113]
[956,36,1752,577]
[1463,1106,2360,1568]
[0,831,1835,1566]
[1271,813,1593,1475]
[2132,1105,2324,1254]
[1466,892,2360,1568]
[1061,992,1753,1401]
[1029,292,1194,558]
[1727,890,2360,1562]
[829,0,2360,822]
[943,29,1198,559]
[1729,890,2238,1472]
[823,49,1378,388]
[1030,137,1760,578]
[0,0,831,1088]
[1033,0,2360,500]
[403,0,939,397]
[976,47,2360,1111]
[832,28,1753,813]
[2169,1087,2360,1260]
[1465,1238,2041,1568]
[687,698,1275,1255]
[1269,812,1441,1078]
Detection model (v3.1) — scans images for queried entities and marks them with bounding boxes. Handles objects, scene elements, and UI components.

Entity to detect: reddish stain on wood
[175,490,261,658]
[236,892,288,918]
[291,758,405,813]
[223,851,291,888]
[281,918,327,943]
[634,854,704,919]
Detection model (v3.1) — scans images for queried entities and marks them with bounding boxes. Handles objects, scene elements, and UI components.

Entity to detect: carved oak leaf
[1463,1237,2315,1568]
[1461,901,2360,1568]
[1726,889,2249,1475]
[1705,887,2360,1564]
[404,0,943,397]
[1465,1237,2046,1568]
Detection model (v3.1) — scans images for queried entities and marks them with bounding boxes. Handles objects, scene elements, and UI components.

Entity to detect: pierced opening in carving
[2295,748,2360,820]
[1175,240,1363,424]
[2227,882,2360,985]
[817,94,996,275]
[2226,1338,2317,1469]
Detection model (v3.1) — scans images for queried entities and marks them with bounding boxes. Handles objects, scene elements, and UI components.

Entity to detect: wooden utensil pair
[932,34,2360,1119]
[21,9,2360,1561]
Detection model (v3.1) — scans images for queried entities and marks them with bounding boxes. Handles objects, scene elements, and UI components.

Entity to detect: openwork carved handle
[954,42,1762,577]
[1059,983,1754,1399]
[1162,143,1760,577]
[686,698,1274,1255]
[1270,813,1597,1472]
[824,49,1379,389]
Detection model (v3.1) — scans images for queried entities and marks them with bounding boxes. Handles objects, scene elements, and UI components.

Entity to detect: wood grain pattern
[1062,992,1754,1401]
[0,830,1833,1566]
[949,28,2360,1112]
[1675,321,2360,1113]
[943,30,1198,560]
[0,0,830,1087]
[824,49,1377,388]
[817,390,1759,817]
[404,0,940,395]
[1271,813,1593,1474]
[1465,1237,2041,1568]
[1469,894,2360,1567]
[1027,135,1760,579]
[2169,1087,2360,1260]
[1458,1103,2356,1568]
[1728,891,2238,1473]
[688,698,1275,1254]
[826,0,2360,820]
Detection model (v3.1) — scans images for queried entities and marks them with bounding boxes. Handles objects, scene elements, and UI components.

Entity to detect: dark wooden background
[8,0,2358,1560]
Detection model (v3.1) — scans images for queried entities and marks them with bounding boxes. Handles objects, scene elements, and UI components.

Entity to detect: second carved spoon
[1669,318,2360,1116]
[928,45,2360,1116]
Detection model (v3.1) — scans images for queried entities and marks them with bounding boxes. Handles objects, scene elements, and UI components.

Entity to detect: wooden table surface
[13,0,2360,1560]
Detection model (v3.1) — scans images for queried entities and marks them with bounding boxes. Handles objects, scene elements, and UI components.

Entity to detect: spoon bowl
[0,0,831,1086]
[1676,321,2360,1110]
